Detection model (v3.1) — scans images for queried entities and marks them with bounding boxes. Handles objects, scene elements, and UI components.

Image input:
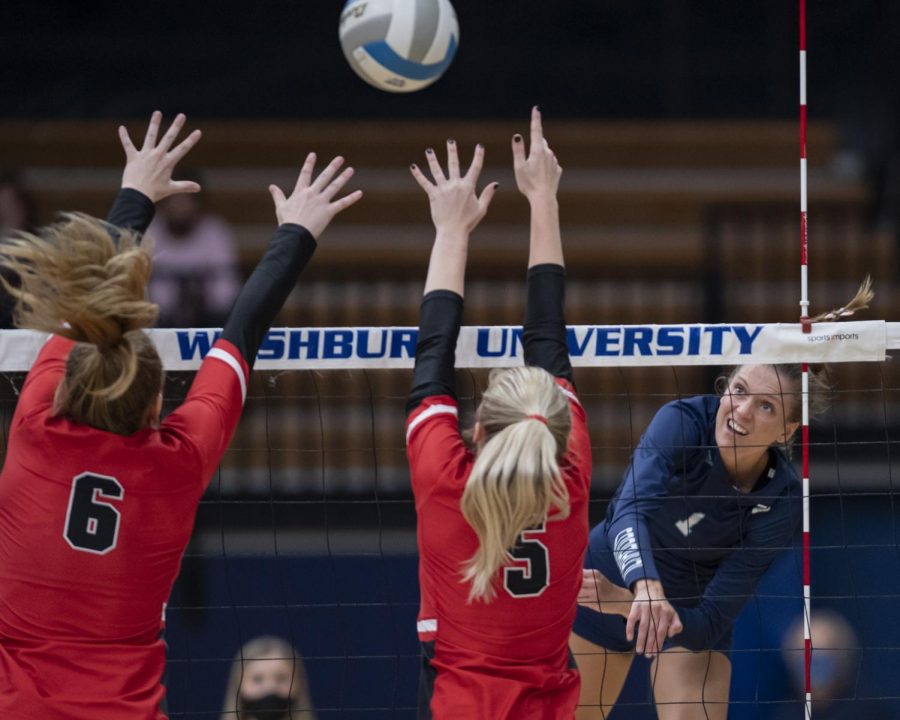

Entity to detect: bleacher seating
[1,118,892,495]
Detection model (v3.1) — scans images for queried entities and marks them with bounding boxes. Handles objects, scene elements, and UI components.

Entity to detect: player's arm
[515,107,573,385]
[406,140,497,415]
[603,402,707,656]
[171,154,362,480]
[220,153,361,369]
[14,113,203,406]
[107,111,202,235]
[671,489,801,651]
[604,402,703,587]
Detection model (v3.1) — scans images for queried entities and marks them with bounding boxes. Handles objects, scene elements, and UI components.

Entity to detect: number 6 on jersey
[64,472,124,554]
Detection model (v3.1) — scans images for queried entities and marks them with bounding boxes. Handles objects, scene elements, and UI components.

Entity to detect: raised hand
[513,106,562,203]
[410,140,498,237]
[626,578,684,659]
[268,153,363,238]
[119,111,202,202]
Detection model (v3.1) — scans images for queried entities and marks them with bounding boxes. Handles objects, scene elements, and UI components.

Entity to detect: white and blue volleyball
[339,0,459,93]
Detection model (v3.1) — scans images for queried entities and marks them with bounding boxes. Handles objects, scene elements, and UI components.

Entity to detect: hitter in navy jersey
[0,113,361,720]
[407,108,592,720]
[570,364,834,720]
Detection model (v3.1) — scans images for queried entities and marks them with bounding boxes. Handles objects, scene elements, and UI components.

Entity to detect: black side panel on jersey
[417,640,437,720]
[221,223,317,368]
[406,290,463,415]
[106,188,155,237]
[523,263,573,384]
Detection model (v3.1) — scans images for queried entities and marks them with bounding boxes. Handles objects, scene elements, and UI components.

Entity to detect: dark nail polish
[426,148,434,154]
[410,163,417,170]
[513,135,523,143]
[448,138,455,145]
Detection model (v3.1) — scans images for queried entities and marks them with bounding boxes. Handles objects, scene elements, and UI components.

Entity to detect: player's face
[715,365,799,453]
[238,654,296,701]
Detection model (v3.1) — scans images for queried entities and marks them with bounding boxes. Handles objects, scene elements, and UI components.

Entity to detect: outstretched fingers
[477,180,499,215]
[424,147,445,184]
[321,165,355,201]
[294,153,317,192]
[167,129,203,165]
[446,139,460,179]
[311,156,346,193]
[157,113,187,153]
[330,188,364,212]
[268,184,287,205]
[511,132,526,170]
[464,143,485,184]
[409,163,434,194]
[142,110,162,150]
[529,105,544,153]
[118,125,137,158]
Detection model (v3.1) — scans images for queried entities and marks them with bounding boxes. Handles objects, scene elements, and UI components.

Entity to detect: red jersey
[0,335,248,719]
[406,379,591,720]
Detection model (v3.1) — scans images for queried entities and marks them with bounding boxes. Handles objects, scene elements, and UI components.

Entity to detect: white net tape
[0,320,894,371]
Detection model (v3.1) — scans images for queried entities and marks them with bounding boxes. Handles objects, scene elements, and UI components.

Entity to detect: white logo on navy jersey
[751,504,772,515]
[675,512,706,537]
[613,527,643,578]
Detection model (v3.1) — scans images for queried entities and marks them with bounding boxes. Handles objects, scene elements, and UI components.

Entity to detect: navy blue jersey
[584,395,801,651]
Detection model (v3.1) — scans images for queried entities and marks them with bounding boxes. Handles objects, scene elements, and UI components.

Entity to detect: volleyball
[339,0,459,93]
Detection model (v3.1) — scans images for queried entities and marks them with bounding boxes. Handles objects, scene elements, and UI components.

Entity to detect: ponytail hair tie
[525,414,548,426]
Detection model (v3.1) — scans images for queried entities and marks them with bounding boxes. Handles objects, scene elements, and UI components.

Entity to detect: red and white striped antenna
[799,0,813,717]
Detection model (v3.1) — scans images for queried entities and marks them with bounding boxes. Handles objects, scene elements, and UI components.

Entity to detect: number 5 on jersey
[503,524,550,598]
[64,472,124,554]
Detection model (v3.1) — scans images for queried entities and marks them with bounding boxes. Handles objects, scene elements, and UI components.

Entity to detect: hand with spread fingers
[268,153,363,238]
[410,140,498,238]
[119,111,203,202]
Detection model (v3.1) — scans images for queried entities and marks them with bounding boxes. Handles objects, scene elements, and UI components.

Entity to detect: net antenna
[798,2,813,718]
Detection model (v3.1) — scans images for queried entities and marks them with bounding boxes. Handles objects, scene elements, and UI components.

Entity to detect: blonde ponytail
[0,213,162,434]
[460,366,572,602]
[809,275,873,323]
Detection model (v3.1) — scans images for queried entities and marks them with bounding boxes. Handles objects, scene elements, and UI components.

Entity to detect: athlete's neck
[720,446,770,493]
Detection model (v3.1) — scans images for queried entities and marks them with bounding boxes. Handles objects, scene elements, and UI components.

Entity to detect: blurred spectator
[0,171,38,238]
[778,610,890,720]
[147,175,240,327]
[0,171,38,329]
[220,636,316,720]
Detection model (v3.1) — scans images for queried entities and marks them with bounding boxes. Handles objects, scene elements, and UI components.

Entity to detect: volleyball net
[1,323,899,718]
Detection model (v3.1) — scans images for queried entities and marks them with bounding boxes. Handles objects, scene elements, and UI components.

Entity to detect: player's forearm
[106,188,155,238]
[221,223,316,367]
[607,513,661,587]
[406,290,463,414]
[423,230,469,297]
[523,263,572,382]
[527,195,563,268]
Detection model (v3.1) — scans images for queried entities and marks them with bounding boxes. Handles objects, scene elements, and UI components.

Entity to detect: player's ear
[145,392,163,430]
[780,421,800,445]
[472,421,485,448]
